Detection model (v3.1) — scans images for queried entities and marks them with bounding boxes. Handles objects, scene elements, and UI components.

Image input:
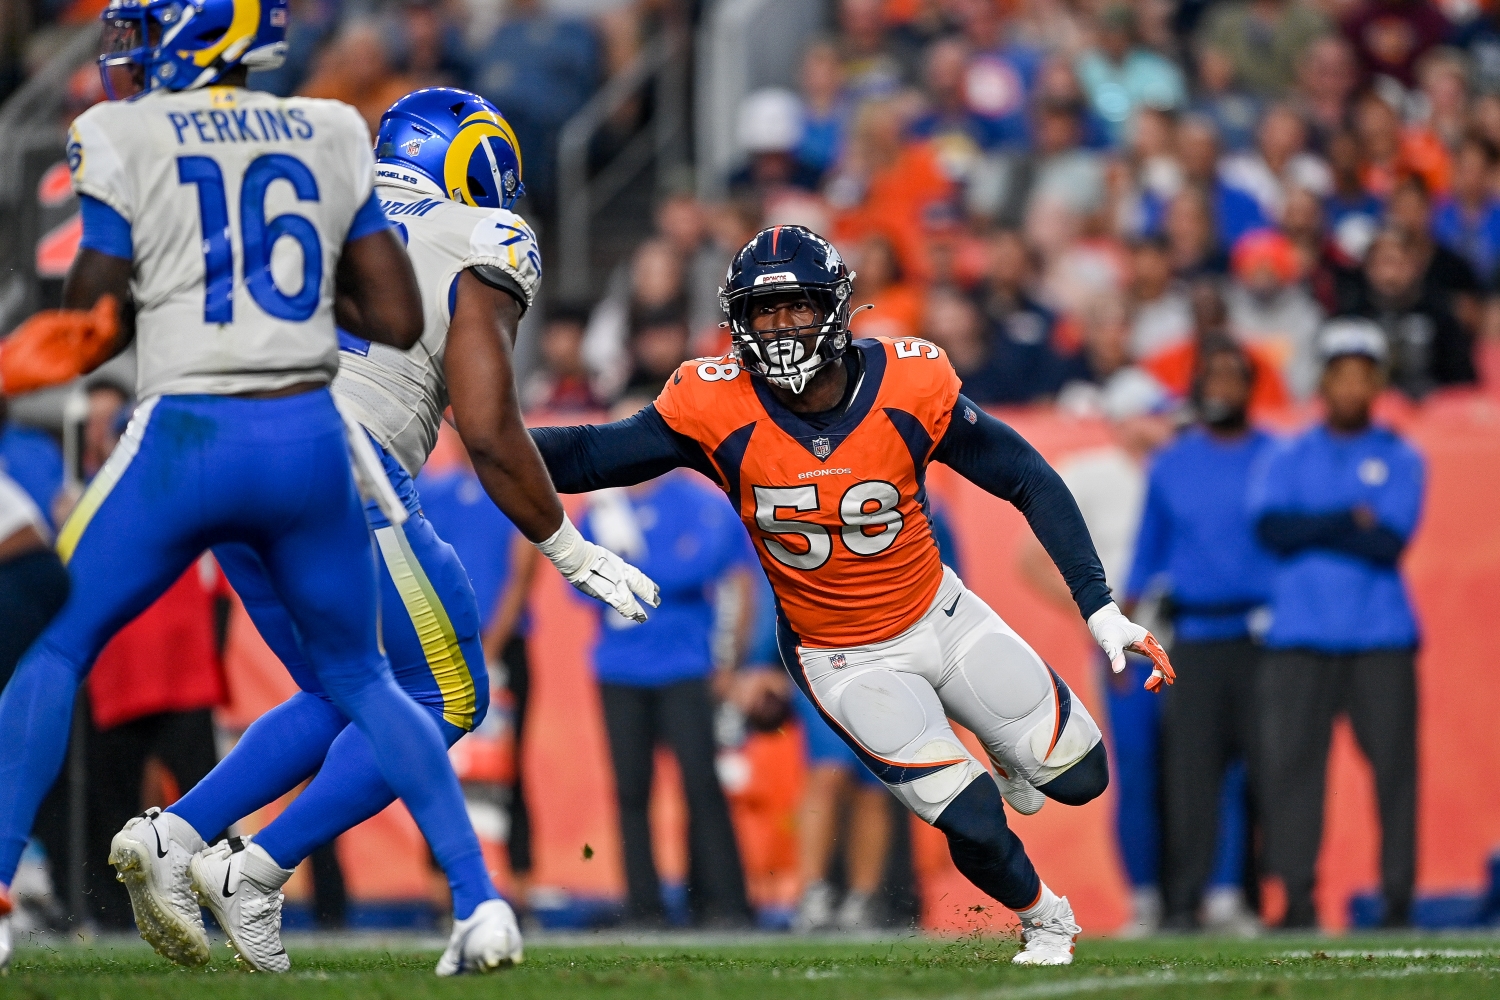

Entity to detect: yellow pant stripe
[56,397,159,565]
[373,522,475,730]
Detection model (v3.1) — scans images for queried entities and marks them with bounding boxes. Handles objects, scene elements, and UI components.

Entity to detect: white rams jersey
[67,87,378,398]
[332,173,541,476]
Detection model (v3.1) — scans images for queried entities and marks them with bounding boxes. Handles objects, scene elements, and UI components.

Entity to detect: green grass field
[5,933,1500,999]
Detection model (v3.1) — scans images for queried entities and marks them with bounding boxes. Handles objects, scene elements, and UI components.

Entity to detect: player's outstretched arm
[446,269,659,623]
[932,394,1175,692]
[335,228,423,350]
[529,406,716,494]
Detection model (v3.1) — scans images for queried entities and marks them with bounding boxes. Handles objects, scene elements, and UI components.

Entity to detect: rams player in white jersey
[0,0,655,976]
[139,88,658,973]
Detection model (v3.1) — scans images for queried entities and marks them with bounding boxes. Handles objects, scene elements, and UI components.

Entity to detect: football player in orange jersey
[531,225,1174,964]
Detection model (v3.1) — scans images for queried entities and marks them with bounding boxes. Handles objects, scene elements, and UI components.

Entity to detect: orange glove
[1087,601,1177,693]
[0,295,119,396]
[1133,631,1177,693]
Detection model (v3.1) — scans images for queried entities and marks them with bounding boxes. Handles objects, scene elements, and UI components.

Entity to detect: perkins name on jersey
[166,105,315,145]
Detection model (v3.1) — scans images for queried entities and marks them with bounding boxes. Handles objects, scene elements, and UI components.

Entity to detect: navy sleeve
[1256,511,1405,566]
[79,194,132,260]
[931,395,1112,619]
[529,404,717,493]
[346,190,392,242]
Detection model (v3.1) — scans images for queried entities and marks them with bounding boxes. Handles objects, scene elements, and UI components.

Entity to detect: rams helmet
[98,0,288,99]
[375,88,525,211]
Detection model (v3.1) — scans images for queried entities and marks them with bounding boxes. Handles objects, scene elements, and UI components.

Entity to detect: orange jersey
[654,338,961,647]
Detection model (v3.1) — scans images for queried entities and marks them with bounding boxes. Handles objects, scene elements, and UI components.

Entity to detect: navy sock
[1037,741,1110,806]
[168,692,348,840]
[934,777,1041,911]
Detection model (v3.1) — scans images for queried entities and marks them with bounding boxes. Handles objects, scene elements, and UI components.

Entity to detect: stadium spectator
[0,398,62,529]
[0,469,66,692]
[1127,235,1194,361]
[418,446,541,915]
[1344,228,1477,399]
[1250,319,1426,929]
[848,234,923,341]
[1225,228,1325,399]
[1219,105,1332,223]
[1353,91,1450,199]
[581,399,755,928]
[622,307,691,398]
[1127,338,1276,932]
[471,0,601,210]
[1291,36,1357,144]
[583,238,689,400]
[968,228,1069,403]
[1074,4,1186,147]
[1148,117,1268,256]
[730,88,822,197]
[654,193,725,338]
[1384,176,1483,330]
[1143,278,1293,415]
[1341,0,1451,89]
[836,0,905,100]
[796,42,852,181]
[296,21,416,134]
[1323,128,1385,264]
[522,305,605,413]
[388,0,470,90]
[1196,0,1330,99]
[1188,45,1261,154]
[1430,135,1500,287]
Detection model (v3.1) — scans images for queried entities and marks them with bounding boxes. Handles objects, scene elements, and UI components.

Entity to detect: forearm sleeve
[932,396,1112,618]
[528,404,714,493]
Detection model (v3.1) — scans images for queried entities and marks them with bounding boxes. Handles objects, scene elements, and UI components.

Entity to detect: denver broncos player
[105,90,656,975]
[532,226,1175,964]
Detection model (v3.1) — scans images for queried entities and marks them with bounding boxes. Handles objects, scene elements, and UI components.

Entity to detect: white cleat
[1013,891,1080,966]
[995,767,1045,816]
[108,808,209,966]
[188,836,292,973]
[793,881,837,933]
[436,899,524,976]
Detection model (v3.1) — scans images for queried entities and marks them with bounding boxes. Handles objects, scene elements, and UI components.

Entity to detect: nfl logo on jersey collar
[812,436,832,459]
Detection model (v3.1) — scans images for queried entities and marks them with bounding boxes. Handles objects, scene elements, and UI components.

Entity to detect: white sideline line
[1276,948,1500,959]
[920,964,1486,1000]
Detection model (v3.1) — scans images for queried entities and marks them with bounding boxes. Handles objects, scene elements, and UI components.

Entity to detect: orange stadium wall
[217,390,1500,934]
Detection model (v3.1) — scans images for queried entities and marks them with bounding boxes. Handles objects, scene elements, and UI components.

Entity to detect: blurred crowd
[521,0,1500,416]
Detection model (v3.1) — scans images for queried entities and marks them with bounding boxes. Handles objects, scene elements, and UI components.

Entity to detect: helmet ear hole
[468,176,487,202]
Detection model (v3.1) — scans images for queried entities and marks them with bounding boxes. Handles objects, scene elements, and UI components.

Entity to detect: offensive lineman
[112,88,656,974]
[529,226,1176,964]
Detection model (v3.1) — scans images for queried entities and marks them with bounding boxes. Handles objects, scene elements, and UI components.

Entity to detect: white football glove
[536,515,661,624]
[1087,602,1176,693]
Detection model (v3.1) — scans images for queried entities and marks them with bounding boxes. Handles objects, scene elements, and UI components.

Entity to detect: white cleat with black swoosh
[108,808,209,966]
[188,836,293,973]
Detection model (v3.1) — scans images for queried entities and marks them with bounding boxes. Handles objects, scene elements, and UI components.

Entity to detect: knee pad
[1037,740,1109,805]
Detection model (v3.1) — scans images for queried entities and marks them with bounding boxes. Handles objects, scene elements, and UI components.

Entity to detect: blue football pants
[0,391,493,916]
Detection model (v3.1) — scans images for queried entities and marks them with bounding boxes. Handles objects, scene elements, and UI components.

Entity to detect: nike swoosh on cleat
[223,866,237,898]
[152,825,169,859]
[943,595,960,616]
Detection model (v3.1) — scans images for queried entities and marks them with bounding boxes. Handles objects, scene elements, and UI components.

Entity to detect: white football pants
[785,566,1102,823]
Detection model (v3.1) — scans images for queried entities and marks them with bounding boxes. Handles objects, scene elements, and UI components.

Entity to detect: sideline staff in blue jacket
[1127,338,1276,931]
[1249,319,1425,930]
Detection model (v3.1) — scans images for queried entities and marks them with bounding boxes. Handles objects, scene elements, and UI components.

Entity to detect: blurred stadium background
[3,0,1500,943]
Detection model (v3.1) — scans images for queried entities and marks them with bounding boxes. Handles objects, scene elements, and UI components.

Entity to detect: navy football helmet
[720,225,854,394]
[375,88,524,210]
